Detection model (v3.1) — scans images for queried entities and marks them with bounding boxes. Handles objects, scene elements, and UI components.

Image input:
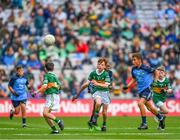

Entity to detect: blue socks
[142,116,147,124]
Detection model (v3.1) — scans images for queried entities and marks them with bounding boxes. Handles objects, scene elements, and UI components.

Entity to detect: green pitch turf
[0,116,180,140]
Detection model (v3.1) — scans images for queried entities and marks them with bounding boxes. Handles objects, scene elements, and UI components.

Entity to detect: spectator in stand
[75,39,89,54]
[0,78,8,98]
[2,47,15,66]
[0,68,8,81]
[0,0,178,99]
[27,53,41,69]
[34,9,45,36]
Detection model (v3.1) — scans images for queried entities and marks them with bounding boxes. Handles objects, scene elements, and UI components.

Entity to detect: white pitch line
[0,133,179,136]
[1,127,180,130]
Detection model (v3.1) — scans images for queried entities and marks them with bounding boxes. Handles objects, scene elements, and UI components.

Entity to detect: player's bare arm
[72,81,89,101]
[91,80,110,88]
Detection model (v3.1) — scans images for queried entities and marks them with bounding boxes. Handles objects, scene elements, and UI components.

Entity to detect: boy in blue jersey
[123,53,166,130]
[8,66,31,127]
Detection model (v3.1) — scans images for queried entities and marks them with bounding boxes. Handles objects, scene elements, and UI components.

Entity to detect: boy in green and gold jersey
[72,57,111,131]
[151,66,173,128]
[34,62,64,134]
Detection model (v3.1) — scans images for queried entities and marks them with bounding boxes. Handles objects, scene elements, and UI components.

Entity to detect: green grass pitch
[0,116,180,140]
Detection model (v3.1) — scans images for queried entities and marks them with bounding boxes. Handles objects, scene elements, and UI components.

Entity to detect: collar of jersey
[48,71,55,75]
[96,69,104,75]
[158,77,166,82]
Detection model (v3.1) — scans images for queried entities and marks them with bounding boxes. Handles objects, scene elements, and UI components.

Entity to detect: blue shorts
[11,99,27,108]
[139,87,152,101]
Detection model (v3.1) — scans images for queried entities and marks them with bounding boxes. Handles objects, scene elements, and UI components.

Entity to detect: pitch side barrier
[0,99,180,117]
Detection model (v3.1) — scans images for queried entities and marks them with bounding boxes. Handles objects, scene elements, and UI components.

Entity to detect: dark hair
[132,53,143,62]
[45,62,54,71]
[15,66,23,71]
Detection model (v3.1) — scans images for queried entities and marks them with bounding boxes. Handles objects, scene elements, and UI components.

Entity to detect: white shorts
[156,101,164,108]
[45,94,60,111]
[92,91,110,105]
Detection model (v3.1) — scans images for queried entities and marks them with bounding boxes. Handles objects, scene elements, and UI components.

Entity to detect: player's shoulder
[9,74,18,81]
[164,77,170,83]
[90,70,96,75]
[131,66,137,72]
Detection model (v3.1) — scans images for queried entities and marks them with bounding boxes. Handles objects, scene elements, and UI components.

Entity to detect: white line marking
[0,133,179,136]
[0,127,180,130]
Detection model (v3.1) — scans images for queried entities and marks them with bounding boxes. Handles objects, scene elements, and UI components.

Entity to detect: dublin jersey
[131,64,154,93]
[43,72,61,95]
[9,75,29,101]
[88,69,110,92]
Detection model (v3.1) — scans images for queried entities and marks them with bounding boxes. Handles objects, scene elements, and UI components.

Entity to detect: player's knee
[43,111,48,118]
[95,97,101,105]
[14,108,20,114]
[164,110,168,114]
[102,110,107,116]
[138,102,144,107]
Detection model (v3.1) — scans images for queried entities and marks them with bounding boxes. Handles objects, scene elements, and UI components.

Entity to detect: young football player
[34,62,64,134]
[9,66,31,127]
[123,53,165,130]
[152,66,172,122]
[72,57,111,131]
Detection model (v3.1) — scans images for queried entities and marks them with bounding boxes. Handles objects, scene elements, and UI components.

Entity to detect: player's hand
[31,92,38,98]
[91,80,98,86]
[123,85,128,90]
[13,92,19,97]
[167,89,173,94]
[72,95,78,101]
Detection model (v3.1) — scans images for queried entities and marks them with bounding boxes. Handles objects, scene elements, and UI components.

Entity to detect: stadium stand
[0,0,179,99]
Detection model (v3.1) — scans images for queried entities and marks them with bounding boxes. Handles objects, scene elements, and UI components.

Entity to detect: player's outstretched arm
[123,78,136,90]
[72,82,89,101]
[34,84,47,96]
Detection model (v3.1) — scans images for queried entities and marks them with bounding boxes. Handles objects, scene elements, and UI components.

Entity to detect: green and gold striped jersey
[88,69,110,92]
[43,72,61,95]
[151,77,172,97]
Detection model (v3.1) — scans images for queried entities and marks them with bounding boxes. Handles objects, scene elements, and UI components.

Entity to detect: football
[44,34,55,46]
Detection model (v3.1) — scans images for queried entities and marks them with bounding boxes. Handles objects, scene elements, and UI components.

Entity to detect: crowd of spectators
[0,0,179,99]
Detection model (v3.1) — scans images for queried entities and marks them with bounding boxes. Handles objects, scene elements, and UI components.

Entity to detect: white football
[44,34,55,46]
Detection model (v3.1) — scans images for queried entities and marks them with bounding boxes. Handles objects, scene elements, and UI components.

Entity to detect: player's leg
[145,100,165,130]
[89,100,96,122]
[88,100,96,128]
[91,96,101,125]
[137,97,148,129]
[159,105,168,114]
[10,100,21,120]
[101,104,108,131]
[20,101,27,127]
[44,111,59,134]
[156,101,168,114]
[44,94,64,131]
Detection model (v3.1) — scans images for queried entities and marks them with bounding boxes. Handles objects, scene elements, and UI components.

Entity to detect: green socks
[51,126,57,131]
[54,118,60,123]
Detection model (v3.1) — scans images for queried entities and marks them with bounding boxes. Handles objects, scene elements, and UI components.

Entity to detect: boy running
[72,58,111,131]
[34,62,64,134]
[152,66,172,117]
[9,66,31,127]
[87,63,113,131]
[123,53,165,130]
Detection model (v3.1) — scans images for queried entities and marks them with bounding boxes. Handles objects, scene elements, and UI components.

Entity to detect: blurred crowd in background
[0,0,179,99]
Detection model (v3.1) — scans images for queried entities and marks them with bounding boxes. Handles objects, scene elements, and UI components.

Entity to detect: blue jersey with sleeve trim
[131,64,154,93]
[8,74,29,101]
